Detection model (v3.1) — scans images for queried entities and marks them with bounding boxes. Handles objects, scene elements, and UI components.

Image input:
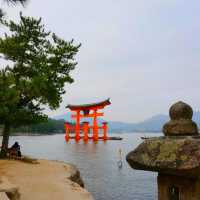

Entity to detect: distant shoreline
[7,133,64,136]
[0,131,162,137]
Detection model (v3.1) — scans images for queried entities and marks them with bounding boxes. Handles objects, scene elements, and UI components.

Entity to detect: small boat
[107,136,123,140]
[141,136,150,140]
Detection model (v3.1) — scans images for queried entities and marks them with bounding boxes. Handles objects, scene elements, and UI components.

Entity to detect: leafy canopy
[0,13,80,128]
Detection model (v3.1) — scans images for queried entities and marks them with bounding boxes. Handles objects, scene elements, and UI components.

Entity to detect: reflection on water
[5,133,159,200]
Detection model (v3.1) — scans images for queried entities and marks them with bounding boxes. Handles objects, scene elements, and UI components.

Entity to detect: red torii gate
[65,99,111,141]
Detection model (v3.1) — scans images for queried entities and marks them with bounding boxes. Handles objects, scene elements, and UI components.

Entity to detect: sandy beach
[0,159,94,200]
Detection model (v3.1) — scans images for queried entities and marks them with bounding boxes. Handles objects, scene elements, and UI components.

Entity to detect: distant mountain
[106,114,169,133]
[193,111,200,127]
[53,114,133,133]
[107,121,134,133]
[52,111,200,133]
[53,113,106,124]
[131,114,169,132]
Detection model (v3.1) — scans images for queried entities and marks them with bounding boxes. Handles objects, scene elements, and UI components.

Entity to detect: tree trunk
[0,123,10,158]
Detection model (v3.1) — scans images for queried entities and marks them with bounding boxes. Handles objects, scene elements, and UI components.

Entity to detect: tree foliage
[5,0,27,4]
[0,13,80,156]
[13,119,66,134]
[0,0,28,19]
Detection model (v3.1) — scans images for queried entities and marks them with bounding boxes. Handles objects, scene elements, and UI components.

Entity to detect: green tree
[0,0,27,18]
[0,13,80,157]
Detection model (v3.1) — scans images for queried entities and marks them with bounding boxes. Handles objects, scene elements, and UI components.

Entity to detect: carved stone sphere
[169,101,193,120]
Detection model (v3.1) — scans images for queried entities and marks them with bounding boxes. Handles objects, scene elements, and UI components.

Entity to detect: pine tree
[0,13,81,157]
[0,0,27,19]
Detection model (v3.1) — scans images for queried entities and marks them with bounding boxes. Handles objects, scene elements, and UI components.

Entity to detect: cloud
[1,0,200,122]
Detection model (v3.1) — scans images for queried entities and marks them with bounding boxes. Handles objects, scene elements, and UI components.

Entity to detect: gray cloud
[1,0,200,122]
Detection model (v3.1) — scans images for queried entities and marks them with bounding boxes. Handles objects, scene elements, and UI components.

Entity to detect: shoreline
[0,158,94,200]
[0,131,162,137]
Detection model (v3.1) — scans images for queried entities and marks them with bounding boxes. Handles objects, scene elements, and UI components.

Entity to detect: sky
[0,0,200,122]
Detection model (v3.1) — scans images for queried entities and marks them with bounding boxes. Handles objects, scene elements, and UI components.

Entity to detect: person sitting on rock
[9,142,22,157]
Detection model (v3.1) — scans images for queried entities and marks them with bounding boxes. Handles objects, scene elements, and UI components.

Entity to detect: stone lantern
[126,101,200,200]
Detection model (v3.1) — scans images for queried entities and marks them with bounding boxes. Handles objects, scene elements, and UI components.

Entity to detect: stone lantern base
[158,174,200,200]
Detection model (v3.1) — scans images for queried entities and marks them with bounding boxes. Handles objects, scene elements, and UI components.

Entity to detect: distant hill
[52,113,169,133]
[53,113,71,121]
[12,119,66,135]
[129,111,200,132]
[8,111,200,135]
[53,111,200,133]
[107,121,134,133]
[131,114,169,133]
[53,113,106,125]
[193,111,200,126]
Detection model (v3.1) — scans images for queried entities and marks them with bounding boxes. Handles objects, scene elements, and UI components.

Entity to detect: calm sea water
[6,133,160,200]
